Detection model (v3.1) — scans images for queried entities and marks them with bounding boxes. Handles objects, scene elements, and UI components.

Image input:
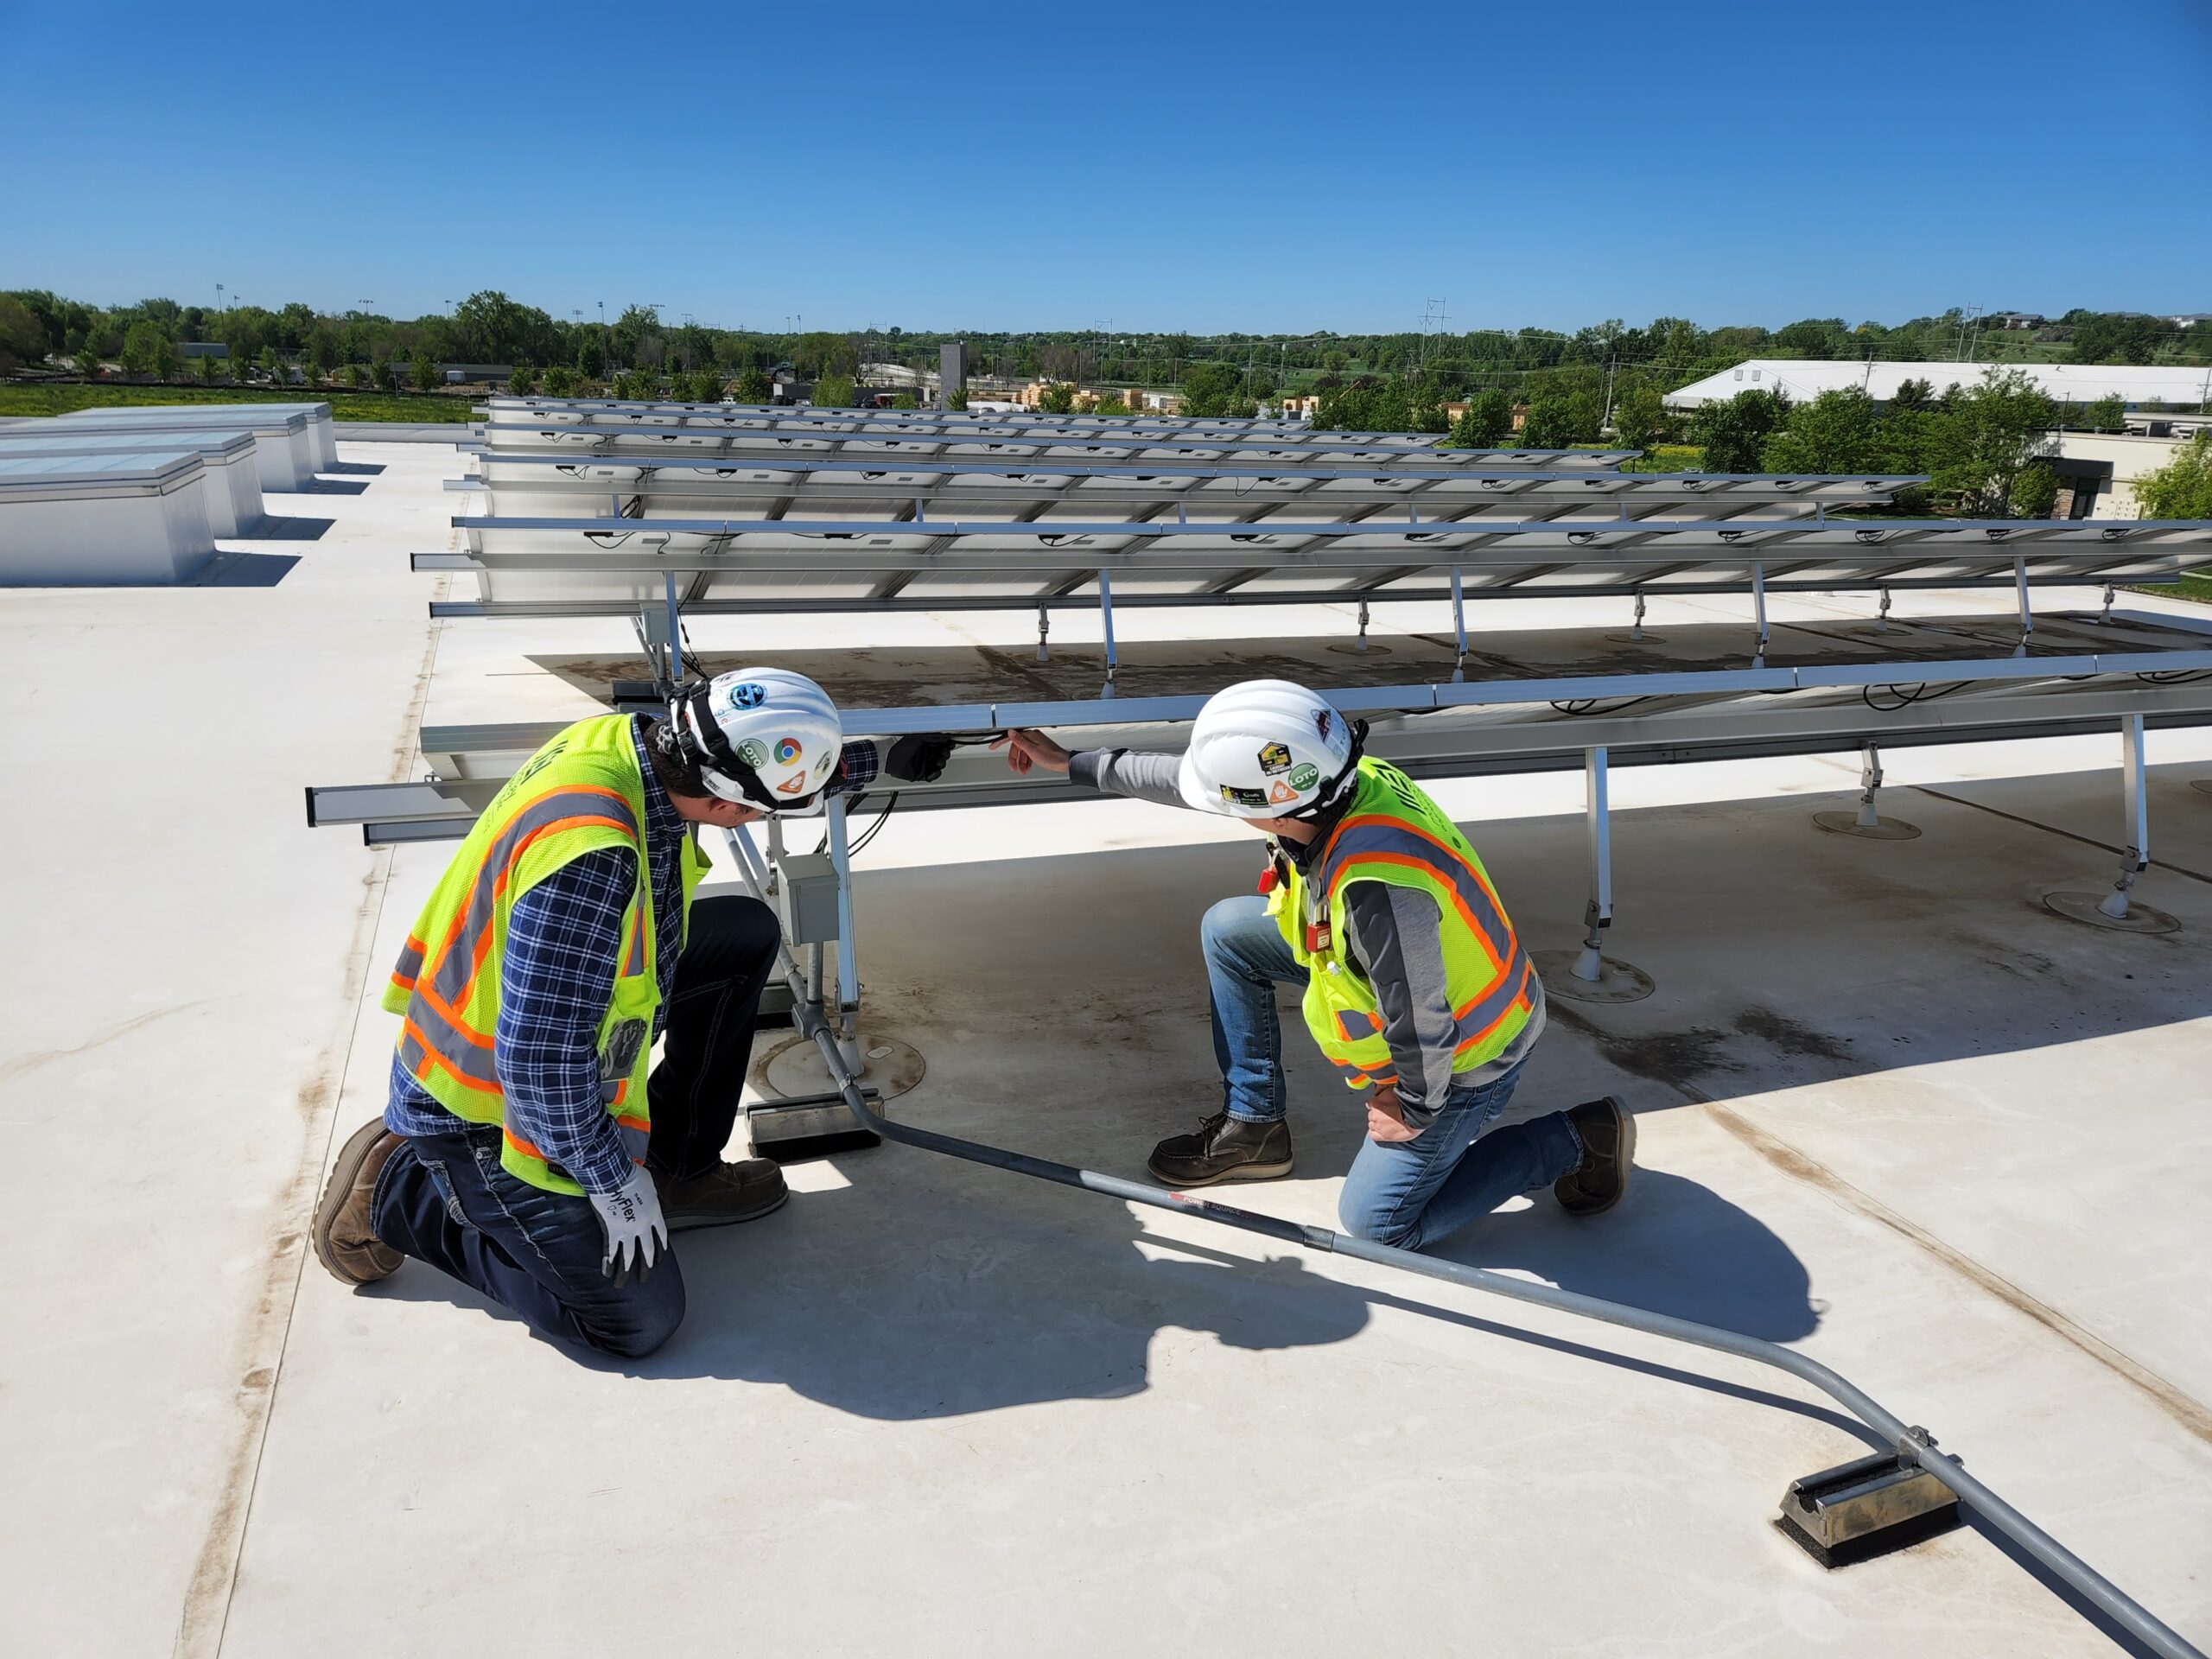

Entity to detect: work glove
[588,1166,668,1287]
[885,734,955,784]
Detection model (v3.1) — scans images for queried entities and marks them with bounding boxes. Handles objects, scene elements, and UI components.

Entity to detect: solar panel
[460,451,1922,524]
[434,513,2196,613]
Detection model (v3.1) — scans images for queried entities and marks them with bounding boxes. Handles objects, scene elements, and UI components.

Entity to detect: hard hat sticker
[1220,785,1270,807]
[736,739,768,767]
[1268,779,1298,804]
[1257,741,1294,775]
[727,681,767,710]
[776,773,807,794]
[773,736,804,764]
[1288,763,1319,790]
[1313,709,1333,740]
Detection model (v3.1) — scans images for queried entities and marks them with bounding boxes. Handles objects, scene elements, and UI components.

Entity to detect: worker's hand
[1365,1086,1421,1143]
[588,1166,668,1287]
[993,728,1073,775]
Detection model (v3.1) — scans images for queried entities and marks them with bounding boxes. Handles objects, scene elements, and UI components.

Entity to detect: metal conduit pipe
[721,826,2205,1659]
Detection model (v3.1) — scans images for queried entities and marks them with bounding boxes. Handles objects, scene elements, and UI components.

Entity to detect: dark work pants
[371,894,783,1357]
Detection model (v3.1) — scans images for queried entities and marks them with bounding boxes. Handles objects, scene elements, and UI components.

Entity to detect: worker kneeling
[999,680,1632,1251]
[313,670,870,1357]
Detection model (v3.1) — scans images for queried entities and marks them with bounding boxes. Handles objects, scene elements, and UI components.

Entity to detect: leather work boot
[1554,1096,1637,1217]
[652,1159,791,1231]
[1147,1111,1294,1188]
[313,1118,405,1286]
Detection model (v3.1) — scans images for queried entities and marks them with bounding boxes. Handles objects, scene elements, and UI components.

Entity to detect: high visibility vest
[379,715,709,1193]
[1268,758,1536,1093]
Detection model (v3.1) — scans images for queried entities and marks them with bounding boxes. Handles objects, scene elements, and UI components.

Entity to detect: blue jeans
[372,1124,685,1358]
[1201,893,1584,1251]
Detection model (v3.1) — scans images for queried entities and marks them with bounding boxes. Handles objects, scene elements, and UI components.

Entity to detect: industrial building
[1665,359,2212,410]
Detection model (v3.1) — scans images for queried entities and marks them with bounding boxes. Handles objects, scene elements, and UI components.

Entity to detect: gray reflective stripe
[391,938,426,989]
[615,1120,651,1163]
[421,786,643,1021]
[1321,820,1514,963]
[395,995,501,1090]
[1452,948,1534,1049]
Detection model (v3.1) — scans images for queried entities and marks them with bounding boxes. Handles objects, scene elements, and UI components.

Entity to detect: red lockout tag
[1305,923,1332,954]
[1256,866,1279,895]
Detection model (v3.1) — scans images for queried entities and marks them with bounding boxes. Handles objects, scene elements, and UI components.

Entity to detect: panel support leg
[1097,571,1118,698]
[1535,747,1655,1001]
[1036,603,1051,663]
[1876,586,1892,633]
[1751,561,1769,667]
[2100,714,2149,920]
[1356,596,1371,653]
[2013,556,2033,658]
[823,791,862,1069]
[1631,590,1648,642]
[2041,714,2177,933]
[1573,746,1612,983]
[2099,582,2117,626]
[1814,741,1921,839]
[1451,568,1468,682]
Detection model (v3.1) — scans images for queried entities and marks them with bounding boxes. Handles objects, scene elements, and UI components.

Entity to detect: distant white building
[1664,359,2212,410]
[2045,431,2200,519]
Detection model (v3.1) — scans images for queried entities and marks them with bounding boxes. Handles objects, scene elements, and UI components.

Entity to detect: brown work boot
[1553,1096,1637,1217]
[652,1158,790,1231]
[313,1118,404,1285]
[1147,1111,1294,1188]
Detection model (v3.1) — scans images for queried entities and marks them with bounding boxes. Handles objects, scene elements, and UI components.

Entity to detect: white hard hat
[671,667,843,814]
[1176,679,1358,819]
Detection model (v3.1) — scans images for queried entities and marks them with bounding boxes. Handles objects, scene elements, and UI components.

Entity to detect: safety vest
[380,715,709,1193]
[1268,758,1536,1093]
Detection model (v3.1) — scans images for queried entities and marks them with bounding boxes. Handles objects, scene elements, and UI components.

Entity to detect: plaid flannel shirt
[385,721,880,1192]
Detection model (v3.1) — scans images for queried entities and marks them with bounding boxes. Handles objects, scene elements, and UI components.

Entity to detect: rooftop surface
[4,440,2209,1656]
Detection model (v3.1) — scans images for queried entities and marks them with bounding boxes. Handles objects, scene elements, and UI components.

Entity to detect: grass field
[0,384,477,423]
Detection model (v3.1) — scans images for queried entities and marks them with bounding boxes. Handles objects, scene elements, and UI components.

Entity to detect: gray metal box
[939,341,968,406]
[775,852,842,944]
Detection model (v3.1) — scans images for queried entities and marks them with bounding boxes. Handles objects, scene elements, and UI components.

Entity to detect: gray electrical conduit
[722,825,2203,1659]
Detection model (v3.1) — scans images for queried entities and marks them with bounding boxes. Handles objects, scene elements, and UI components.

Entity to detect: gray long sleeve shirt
[1071,748,1542,1128]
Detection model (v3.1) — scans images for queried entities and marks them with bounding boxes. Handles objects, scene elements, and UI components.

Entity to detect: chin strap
[1289,717,1369,823]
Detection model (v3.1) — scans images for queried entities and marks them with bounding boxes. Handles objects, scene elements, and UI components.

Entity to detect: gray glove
[588,1166,667,1287]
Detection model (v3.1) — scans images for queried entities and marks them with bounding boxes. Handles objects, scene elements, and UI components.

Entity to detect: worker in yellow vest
[312,669,877,1357]
[999,679,1633,1250]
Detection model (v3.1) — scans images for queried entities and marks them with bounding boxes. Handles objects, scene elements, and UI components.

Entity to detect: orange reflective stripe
[1338,849,1512,977]
[1453,954,1535,1056]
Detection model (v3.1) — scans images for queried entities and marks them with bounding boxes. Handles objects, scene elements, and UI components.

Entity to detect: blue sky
[11,0,2209,334]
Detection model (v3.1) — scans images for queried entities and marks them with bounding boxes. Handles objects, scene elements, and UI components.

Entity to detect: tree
[2077,393,2126,434]
[1448,387,1514,448]
[1889,378,1935,412]
[344,362,368,389]
[2010,462,2058,519]
[0,296,46,372]
[1036,381,1077,415]
[120,320,170,378]
[1926,367,2056,516]
[308,334,337,385]
[541,365,576,397]
[258,346,282,382]
[78,339,104,379]
[813,374,855,409]
[509,365,538,395]
[411,353,437,391]
[2069,312,2165,365]
[1089,395,1129,416]
[575,333,607,378]
[891,391,918,410]
[1180,361,1243,417]
[692,371,727,403]
[2134,433,2212,519]
[372,357,397,392]
[199,353,221,385]
[946,387,969,412]
[1688,388,1789,473]
[1762,387,1885,474]
[733,365,772,402]
[1611,381,1669,451]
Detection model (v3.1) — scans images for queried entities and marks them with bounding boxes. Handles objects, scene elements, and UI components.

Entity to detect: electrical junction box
[774,853,842,945]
